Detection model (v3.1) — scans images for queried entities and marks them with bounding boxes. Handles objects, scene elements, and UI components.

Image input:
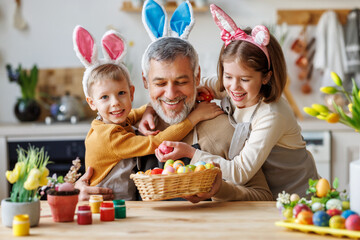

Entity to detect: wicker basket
[130,167,220,201]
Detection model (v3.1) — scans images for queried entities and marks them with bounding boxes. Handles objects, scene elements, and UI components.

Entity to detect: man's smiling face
[143,55,200,124]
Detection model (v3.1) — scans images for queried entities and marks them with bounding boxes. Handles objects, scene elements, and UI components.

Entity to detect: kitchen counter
[0,201,347,240]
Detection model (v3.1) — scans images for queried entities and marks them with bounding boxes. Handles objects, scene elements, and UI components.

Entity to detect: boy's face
[143,55,200,124]
[86,78,135,125]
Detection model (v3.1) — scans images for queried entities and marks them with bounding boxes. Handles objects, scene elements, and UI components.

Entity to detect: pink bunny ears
[73,26,128,97]
[210,4,271,69]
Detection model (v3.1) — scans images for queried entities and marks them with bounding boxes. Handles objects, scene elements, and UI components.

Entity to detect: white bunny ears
[73,25,128,97]
[142,0,195,41]
[210,4,271,69]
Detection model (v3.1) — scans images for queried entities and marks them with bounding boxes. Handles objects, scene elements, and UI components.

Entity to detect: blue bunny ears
[142,0,195,41]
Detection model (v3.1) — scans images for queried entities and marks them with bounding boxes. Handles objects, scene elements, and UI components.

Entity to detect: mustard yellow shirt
[85,105,194,186]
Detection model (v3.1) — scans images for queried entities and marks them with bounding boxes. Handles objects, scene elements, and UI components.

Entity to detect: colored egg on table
[194,161,206,166]
[311,202,324,212]
[187,165,196,172]
[162,165,175,175]
[316,178,331,198]
[164,159,174,169]
[282,208,293,219]
[296,211,313,225]
[293,204,311,218]
[341,210,357,219]
[194,165,206,172]
[177,166,190,174]
[329,215,346,229]
[313,211,330,227]
[173,160,185,170]
[345,214,360,231]
[342,201,350,210]
[326,199,342,211]
[205,163,214,169]
[290,193,300,202]
[326,208,342,217]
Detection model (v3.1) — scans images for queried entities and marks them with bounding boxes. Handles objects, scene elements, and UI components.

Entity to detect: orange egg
[194,165,206,172]
[316,178,331,198]
[296,211,313,225]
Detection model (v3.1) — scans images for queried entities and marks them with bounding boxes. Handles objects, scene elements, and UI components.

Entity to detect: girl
[152,4,319,199]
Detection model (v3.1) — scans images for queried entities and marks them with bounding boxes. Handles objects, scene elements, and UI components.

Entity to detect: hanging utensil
[14,0,27,30]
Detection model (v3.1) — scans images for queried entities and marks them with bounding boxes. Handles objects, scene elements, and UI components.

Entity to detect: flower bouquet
[1,145,50,227]
[303,72,360,131]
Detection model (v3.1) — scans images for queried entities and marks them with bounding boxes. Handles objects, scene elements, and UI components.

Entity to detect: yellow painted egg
[145,169,152,175]
[173,160,185,170]
[316,178,331,198]
[205,163,214,169]
[282,208,293,219]
[329,215,346,229]
[177,166,190,174]
[194,165,206,172]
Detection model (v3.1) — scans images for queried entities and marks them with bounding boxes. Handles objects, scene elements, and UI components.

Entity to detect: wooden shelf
[121,1,208,13]
[277,9,351,25]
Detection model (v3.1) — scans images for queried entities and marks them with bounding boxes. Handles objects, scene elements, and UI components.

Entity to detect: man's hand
[75,167,114,201]
[183,164,222,203]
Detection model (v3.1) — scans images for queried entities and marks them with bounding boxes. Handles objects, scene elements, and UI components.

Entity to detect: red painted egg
[293,204,311,218]
[150,168,163,175]
[199,92,214,102]
[327,208,342,217]
[158,142,174,154]
[345,214,360,231]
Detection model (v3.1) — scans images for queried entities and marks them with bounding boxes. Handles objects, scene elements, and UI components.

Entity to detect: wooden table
[0,201,349,239]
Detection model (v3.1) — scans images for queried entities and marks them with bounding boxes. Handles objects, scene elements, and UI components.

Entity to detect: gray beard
[151,95,196,125]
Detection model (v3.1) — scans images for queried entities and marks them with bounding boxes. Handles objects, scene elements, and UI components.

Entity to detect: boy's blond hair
[87,64,132,97]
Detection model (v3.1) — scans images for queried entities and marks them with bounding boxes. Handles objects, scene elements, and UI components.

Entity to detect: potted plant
[1,145,50,227]
[6,63,41,122]
[46,158,81,222]
[303,72,360,214]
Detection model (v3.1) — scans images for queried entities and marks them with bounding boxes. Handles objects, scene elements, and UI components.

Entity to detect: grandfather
[75,37,272,202]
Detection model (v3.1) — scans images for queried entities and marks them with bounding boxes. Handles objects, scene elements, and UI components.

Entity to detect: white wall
[1,0,359,122]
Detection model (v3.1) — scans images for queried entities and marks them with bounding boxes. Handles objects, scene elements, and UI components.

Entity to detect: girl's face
[223,60,270,108]
[87,78,134,125]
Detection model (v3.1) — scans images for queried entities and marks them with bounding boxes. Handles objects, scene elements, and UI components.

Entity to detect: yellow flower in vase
[304,72,360,132]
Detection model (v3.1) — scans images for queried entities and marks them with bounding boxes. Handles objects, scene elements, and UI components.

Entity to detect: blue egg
[313,210,330,227]
[194,161,206,166]
[341,210,357,219]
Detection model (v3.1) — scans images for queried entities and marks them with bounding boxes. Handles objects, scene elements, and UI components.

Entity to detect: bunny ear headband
[73,25,128,97]
[210,4,271,69]
[142,0,194,42]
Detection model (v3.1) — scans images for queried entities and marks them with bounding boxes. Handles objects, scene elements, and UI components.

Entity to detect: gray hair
[141,37,199,80]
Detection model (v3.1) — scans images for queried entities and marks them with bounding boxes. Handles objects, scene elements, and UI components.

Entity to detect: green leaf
[333,177,339,189]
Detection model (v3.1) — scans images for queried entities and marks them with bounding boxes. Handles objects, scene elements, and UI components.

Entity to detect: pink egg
[345,214,360,231]
[158,142,174,154]
[57,182,75,192]
[162,165,175,174]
